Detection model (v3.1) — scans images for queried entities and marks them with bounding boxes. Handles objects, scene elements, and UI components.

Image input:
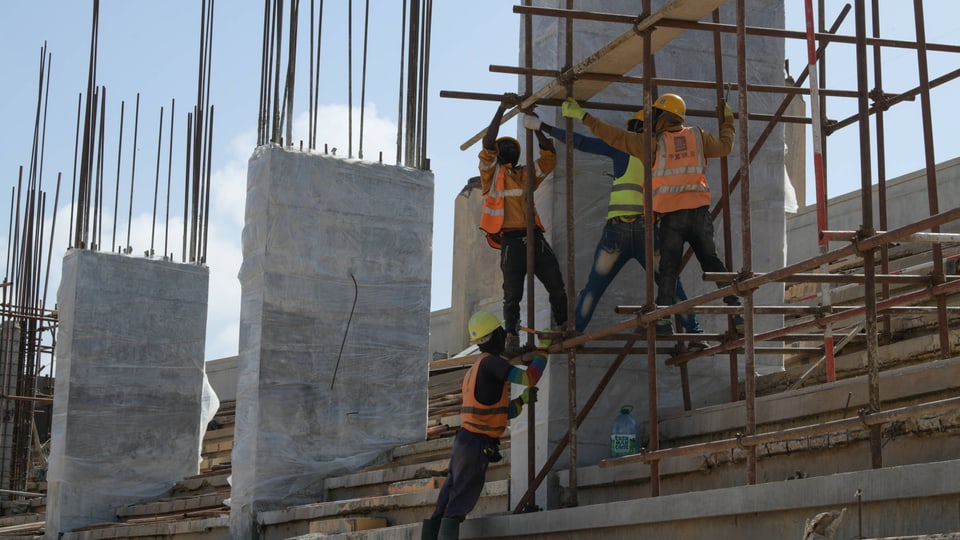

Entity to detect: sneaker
[685,323,708,351]
[683,319,705,334]
[732,314,745,335]
[504,333,520,356]
[655,318,673,336]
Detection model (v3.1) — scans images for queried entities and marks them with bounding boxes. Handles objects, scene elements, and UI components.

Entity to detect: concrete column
[449,177,503,353]
[46,250,209,538]
[229,147,434,538]
[0,322,21,492]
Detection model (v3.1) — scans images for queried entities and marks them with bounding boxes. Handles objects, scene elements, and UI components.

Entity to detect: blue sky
[1,1,956,362]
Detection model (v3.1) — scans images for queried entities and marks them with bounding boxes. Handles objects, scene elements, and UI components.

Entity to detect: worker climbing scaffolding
[522,108,708,348]
[562,93,745,335]
[478,93,568,356]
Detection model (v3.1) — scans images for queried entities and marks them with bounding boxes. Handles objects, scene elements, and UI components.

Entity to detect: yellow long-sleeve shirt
[582,113,735,166]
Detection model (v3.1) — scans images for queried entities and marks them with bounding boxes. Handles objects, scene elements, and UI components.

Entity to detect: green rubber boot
[437,517,460,540]
[421,518,441,540]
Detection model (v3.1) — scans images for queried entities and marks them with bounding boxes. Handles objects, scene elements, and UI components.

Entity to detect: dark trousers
[430,429,496,521]
[500,230,567,335]
[656,206,736,306]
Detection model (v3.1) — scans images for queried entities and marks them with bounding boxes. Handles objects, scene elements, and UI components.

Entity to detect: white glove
[522,114,542,131]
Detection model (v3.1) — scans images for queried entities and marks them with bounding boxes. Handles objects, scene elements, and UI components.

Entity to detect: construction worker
[421,310,551,540]
[522,110,707,348]
[561,94,744,334]
[479,93,567,355]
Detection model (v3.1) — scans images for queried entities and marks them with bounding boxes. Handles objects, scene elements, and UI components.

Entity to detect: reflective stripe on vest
[651,127,711,213]
[606,155,646,220]
[479,165,544,249]
[460,354,510,438]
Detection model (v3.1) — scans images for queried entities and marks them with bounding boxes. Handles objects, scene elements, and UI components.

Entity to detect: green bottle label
[610,434,637,456]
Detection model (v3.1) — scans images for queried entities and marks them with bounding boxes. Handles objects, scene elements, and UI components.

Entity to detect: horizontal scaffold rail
[455,0,727,150]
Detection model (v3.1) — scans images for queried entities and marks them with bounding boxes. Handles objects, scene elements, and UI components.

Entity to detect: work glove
[723,100,733,119]
[562,97,586,120]
[522,113,542,131]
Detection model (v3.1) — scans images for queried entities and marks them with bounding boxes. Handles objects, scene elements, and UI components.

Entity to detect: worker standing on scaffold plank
[562,94,744,334]
[522,109,707,348]
[478,93,568,355]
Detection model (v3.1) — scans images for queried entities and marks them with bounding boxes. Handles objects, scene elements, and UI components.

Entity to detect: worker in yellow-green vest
[478,93,567,355]
[522,110,706,348]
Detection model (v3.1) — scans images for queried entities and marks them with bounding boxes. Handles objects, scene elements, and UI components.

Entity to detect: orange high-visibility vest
[651,127,711,214]
[479,165,544,249]
[460,354,510,439]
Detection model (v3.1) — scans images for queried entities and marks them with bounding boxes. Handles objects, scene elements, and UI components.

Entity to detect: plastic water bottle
[610,405,640,457]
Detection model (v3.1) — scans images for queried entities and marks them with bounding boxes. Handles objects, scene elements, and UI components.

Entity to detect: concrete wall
[448,177,506,354]
[468,459,960,539]
[787,156,960,265]
[0,323,20,493]
[46,250,209,538]
[229,147,434,538]
[205,355,238,403]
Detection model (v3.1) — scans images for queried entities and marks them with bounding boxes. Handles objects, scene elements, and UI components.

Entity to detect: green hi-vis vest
[606,155,646,220]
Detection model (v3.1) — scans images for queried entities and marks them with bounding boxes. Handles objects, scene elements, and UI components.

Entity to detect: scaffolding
[440,0,960,510]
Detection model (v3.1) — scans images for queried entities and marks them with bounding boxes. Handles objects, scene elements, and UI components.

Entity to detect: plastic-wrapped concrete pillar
[46,250,209,538]
[229,147,433,537]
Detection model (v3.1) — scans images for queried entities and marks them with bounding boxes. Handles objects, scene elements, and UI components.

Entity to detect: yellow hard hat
[468,310,501,343]
[653,93,686,121]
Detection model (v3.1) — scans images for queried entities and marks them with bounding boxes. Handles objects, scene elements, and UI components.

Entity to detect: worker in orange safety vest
[562,93,744,334]
[478,93,567,355]
[421,311,551,540]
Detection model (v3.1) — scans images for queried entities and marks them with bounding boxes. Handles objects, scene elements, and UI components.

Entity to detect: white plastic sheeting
[229,147,434,537]
[47,250,209,538]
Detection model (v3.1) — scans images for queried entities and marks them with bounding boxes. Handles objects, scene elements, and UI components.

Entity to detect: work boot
[687,336,708,352]
[421,518,441,540]
[684,320,708,350]
[732,314,745,335]
[655,317,674,336]
[438,517,460,540]
[504,333,520,357]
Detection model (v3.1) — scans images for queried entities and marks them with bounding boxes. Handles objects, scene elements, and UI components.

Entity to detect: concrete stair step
[325,448,510,502]
[258,479,510,535]
[115,491,230,519]
[62,514,229,540]
[305,516,388,535]
[557,355,960,505]
[172,469,231,495]
[285,521,422,540]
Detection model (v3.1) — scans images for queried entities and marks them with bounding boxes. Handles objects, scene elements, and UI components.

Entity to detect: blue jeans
[575,217,701,333]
